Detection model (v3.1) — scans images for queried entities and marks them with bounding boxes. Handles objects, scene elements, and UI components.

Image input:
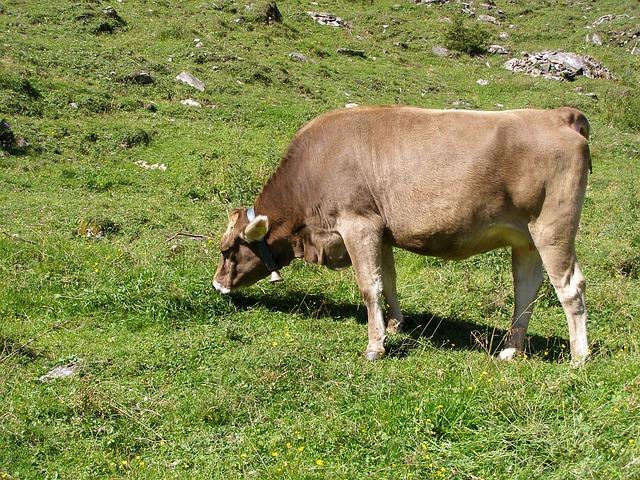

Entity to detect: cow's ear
[243,215,269,242]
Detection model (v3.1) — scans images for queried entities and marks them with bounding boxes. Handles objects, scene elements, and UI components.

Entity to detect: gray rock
[38,363,80,382]
[176,71,205,91]
[344,103,359,108]
[288,52,308,62]
[307,11,347,28]
[499,31,509,39]
[488,44,509,55]
[476,79,489,85]
[504,50,615,81]
[432,46,450,57]
[69,102,79,109]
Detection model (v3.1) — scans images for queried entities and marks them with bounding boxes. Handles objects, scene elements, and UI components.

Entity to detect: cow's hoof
[365,350,385,361]
[386,319,404,335]
[498,347,518,361]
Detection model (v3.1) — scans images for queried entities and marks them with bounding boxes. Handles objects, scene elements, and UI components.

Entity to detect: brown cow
[213,106,591,365]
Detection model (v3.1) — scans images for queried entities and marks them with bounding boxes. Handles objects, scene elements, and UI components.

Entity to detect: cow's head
[212,208,274,294]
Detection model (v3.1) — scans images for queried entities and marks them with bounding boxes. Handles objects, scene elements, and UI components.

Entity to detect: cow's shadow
[232,290,575,363]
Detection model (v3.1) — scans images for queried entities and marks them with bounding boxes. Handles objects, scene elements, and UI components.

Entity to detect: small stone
[104,6,119,19]
[592,14,628,27]
[307,11,347,28]
[181,98,201,107]
[195,41,204,48]
[586,33,602,46]
[344,103,359,108]
[288,52,308,62]
[432,46,450,57]
[478,14,498,24]
[69,102,79,109]
[488,44,509,55]
[265,2,282,23]
[337,48,366,58]
[176,71,205,91]
[499,31,509,39]
[452,99,471,108]
[135,160,167,171]
[126,71,154,84]
[476,79,489,85]
[0,119,16,149]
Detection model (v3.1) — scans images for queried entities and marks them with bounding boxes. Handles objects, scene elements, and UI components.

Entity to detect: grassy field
[1,0,639,478]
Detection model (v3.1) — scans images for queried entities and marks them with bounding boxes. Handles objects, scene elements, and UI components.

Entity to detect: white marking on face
[212,280,231,294]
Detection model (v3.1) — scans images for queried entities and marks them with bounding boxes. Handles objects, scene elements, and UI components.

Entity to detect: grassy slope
[1,0,639,478]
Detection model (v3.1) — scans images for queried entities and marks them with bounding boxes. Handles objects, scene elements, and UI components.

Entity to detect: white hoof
[365,350,385,361]
[498,347,517,361]
[570,352,590,368]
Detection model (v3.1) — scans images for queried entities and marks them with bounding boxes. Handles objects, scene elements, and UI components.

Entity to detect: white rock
[175,71,205,91]
[476,79,489,85]
[345,103,359,108]
[39,363,79,382]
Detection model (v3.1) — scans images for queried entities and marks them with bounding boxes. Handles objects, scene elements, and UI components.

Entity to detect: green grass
[1,0,639,478]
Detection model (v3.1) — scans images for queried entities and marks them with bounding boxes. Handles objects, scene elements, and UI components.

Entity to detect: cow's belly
[394,223,532,260]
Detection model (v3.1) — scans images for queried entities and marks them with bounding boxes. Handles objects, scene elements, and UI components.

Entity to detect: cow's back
[280,106,590,257]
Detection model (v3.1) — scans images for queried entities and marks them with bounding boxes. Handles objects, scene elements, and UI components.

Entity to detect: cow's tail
[560,107,592,173]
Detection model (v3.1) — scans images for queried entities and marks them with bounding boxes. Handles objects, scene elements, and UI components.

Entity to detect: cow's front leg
[381,242,404,334]
[499,245,544,361]
[339,219,386,360]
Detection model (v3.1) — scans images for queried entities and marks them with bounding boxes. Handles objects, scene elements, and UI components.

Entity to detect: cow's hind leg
[530,210,590,366]
[498,245,543,361]
[381,242,404,334]
[535,243,589,366]
[339,219,387,360]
